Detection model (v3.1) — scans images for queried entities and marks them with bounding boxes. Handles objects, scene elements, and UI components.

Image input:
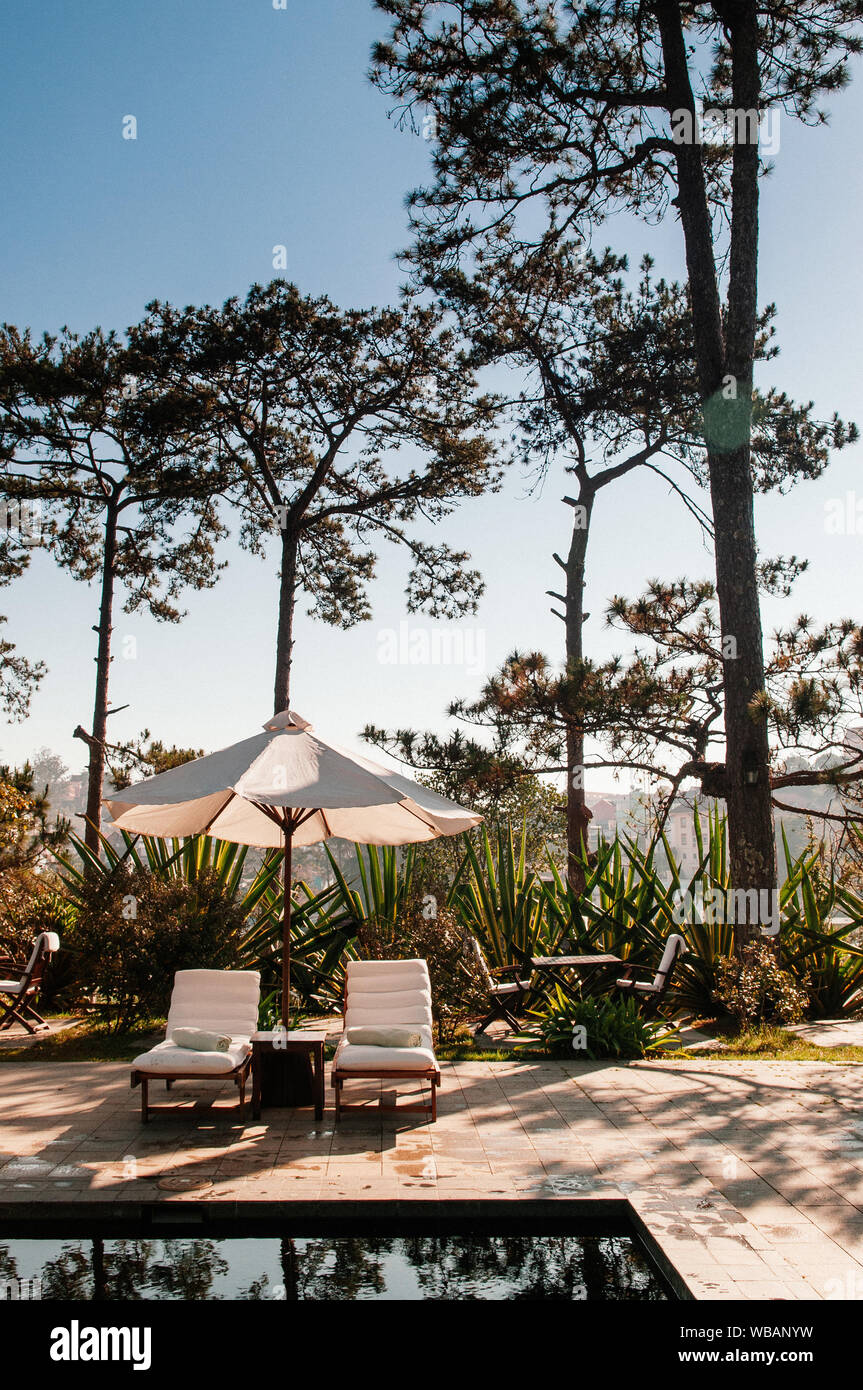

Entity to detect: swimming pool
[0,1221,670,1301]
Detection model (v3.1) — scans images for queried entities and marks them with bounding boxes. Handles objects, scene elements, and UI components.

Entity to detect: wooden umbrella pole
[282,811,293,1027]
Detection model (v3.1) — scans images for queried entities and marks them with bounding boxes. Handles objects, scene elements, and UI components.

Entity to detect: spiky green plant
[517,985,676,1059]
[56,828,282,919]
[55,829,356,1012]
[239,844,420,1010]
[449,822,550,968]
[778,828,863,1016]
[540,807,741,1015]
[324,843,416,942]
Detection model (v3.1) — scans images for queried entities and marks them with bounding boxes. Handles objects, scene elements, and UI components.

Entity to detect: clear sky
[2,0,862,791]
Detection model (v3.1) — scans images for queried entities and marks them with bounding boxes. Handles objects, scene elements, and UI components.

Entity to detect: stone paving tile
[3,1057,863,1300]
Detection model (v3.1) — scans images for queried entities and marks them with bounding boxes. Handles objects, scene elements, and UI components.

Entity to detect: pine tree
[373,0,863,935]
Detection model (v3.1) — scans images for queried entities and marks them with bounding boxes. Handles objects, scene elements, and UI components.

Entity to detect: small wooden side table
[251,1030,326,1120]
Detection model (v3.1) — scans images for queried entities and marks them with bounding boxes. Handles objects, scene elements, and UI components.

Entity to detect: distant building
[588,796,618,845]
[662,797,713,879]
[48,773,88,816]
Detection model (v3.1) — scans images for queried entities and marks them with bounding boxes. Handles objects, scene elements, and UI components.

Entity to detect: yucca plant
[541,809,863,1020]
[249,844,420,1008]
[651,806,736,1014]
[249,844,419,1008]
[538,807,736,1015]
[778,827,863,1016]
[324,843,416,946]
[52,830,280,1028]
[235,875,358,1011]
[450,822,550,968]
[55,829,356,1014]
[539,833,668,994]
[56,828,283,921]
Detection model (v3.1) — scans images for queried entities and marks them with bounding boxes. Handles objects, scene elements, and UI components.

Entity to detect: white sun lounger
[130,968,261,1122]
[331,959,440,1122]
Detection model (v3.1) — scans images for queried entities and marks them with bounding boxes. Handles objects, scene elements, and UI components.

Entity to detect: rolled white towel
[345,1025,422,1048]
[172,1026,231,1053]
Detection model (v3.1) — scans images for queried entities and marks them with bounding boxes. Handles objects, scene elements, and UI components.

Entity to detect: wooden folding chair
[0,932,60,1034]
[614,933,687,1015]
[467,937,533,1035]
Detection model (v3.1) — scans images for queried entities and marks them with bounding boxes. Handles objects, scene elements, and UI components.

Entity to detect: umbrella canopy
[104,710,481,1019]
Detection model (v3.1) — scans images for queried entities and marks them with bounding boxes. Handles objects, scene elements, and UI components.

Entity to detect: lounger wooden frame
[331,978,440,1122]
[131,1053,252,1124]
[332,1065,441,1121]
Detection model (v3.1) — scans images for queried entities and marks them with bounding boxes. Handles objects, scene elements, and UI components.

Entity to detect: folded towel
[345,1025,422,1049]
[171,1027,231,1053]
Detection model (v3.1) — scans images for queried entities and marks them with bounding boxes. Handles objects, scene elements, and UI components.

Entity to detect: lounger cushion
[131,969,260,1077]
[345,988,432,1029]
[132,1038,250,1075]
[344,961,430,994]
[335,959,438,1079]
[165,968,261,1037]
[333,1025,437,1074]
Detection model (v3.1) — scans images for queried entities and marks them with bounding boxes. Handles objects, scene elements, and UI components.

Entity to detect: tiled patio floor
[2,1057,863,1300]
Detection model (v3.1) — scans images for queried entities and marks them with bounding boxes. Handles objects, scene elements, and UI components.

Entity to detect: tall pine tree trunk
[563,490,594,894]
[273,527,298,716]
[82,502,119,855]
[657,0,776,948]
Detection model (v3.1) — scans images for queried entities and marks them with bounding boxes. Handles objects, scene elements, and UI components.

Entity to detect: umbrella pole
[282,814,292,1027]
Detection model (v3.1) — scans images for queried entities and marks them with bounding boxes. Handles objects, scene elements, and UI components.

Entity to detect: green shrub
[0,874,75,1008]
[67,866,248,1031]
[357,897,488,1045]
[0,871,66,951]
[519,985,673,1060]
[713,942,809,1028]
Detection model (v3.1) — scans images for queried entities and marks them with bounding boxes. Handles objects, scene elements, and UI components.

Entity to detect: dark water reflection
[0,1233,668,1301]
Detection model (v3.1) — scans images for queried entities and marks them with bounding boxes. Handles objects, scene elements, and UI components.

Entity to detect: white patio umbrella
[103,710,480,1020]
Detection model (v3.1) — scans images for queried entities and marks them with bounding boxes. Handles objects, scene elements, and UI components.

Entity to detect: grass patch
[5,1018,863,1067]
[437,1044,549,1061]
[674,1024,863,1063]
[441,1020,863,1063]
[0,1017,162,1063]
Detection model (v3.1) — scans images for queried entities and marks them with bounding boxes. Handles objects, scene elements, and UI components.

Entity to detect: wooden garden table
[529,953,622,1001]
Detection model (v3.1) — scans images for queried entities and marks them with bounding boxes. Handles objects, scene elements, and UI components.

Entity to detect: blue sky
[2,0,862,791]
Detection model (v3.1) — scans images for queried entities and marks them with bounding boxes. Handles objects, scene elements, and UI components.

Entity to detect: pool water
[0,1232,668,1301]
